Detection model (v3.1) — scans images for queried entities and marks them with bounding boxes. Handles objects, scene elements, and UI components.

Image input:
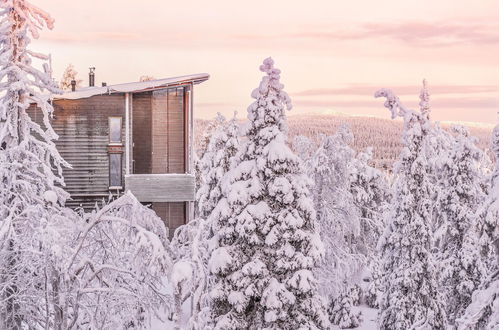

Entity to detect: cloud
[233,21,499,48]
[293,84,499,97]
[42,32,142,43]
[292,97,499,110]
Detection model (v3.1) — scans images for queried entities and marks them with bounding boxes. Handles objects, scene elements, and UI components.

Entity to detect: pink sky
[33,0,499,125]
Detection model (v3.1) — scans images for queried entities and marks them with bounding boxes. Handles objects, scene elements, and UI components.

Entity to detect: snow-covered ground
[151,302,379,329]
[354,306,378,330]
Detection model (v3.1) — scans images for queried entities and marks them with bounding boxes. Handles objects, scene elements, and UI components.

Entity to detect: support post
[187,83,195,222]
[125,93,131,176]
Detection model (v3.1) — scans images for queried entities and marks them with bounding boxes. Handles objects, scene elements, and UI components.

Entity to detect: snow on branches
[436,125,488,323]
[0,3,174,328]
[197,112,240,219]
[208,58,328,329]
[0,1,67,327]
[375,84,447,329]
[458,122,499,330]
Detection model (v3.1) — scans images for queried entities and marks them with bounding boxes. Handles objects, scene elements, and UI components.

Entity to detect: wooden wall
[135,87,188,235]
[28,94,126,209]
[152,202,186,238]
[151,88,185,174]
[28,87,189,234]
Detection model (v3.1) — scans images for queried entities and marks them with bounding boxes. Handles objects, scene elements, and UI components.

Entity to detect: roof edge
[54,73,209,100]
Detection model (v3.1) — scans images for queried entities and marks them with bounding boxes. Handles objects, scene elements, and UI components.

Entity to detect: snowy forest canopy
[0,1,498,330]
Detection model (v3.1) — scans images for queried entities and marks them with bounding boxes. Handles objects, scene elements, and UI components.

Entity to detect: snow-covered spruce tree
[375,88,446,330]
[0,1,69,328]
[327,289,362,329]
[436,125,487,324]
[59,63,82,91]
[197,112,240,219]
[350,147,390,256]
[194,114,227,218]
[311,127,365,299]
[364,257,383,308]
[169,112,240,329]
[350,148,390,309]
[208,58,327,329]
[477,122,499,271]
[292,134,314,164]
[457,122,499,330]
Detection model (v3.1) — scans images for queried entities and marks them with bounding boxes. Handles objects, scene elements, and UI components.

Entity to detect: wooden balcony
[125,174,195,202]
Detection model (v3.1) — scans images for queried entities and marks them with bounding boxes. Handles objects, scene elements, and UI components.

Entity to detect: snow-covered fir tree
[59,63,82,90]
[436,125,487,324]
[310,127,364,298]
[327,288,362,329]
[350,147,390,257]
[375,88,446,330]
[364,257,383,308]
[292,134,314,163]
[208,58,328,329]
[0,1,68,327]
[197,112,240,219]
[476,122,499,271]
[170,113,240,329]
[458,121,499,330]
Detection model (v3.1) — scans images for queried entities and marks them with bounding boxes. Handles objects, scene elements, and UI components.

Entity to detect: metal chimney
[102,82,107,87]
[89,67,95,87]
[71,80,76,92]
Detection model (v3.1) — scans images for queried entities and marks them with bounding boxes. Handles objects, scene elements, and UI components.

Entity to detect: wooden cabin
[28,73,209,234]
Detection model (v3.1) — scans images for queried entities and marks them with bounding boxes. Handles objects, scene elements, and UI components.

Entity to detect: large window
[108,116,123,189]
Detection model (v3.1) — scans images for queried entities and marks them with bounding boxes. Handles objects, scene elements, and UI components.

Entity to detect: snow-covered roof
[55,73,209,100]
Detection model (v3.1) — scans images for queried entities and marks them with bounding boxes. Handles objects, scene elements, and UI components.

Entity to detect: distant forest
[195,114,494,170]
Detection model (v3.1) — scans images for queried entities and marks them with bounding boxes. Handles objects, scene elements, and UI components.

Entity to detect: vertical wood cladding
[152,202,186,238]
[151,90,168,174]
[151,88,185,174]
[28,94,126,209]
[167,88,185,173]
[133,87,187,232]
[132,92,152,174]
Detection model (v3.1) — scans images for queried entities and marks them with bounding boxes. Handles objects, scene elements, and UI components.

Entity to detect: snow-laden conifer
[350,147,390,257]
[375,88,446,330]
[209,58,327,329]
[327,288,362,329]
[0,1,69,327]
[169,113,240,329]
[436,125,487,323]
[458,122,499,330]
[477,123,499,270]
[197,112,240,219]
[311,127,365,299]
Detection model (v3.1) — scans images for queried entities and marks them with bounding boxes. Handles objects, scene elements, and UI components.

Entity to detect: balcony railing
[125,173,195,202]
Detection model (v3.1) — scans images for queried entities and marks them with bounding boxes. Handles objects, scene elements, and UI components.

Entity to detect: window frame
[108,116,123,145]
[108,152,123,190]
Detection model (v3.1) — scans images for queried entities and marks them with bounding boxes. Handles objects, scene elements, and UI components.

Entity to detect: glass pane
[109,117,122,143]
[109,153,122,187]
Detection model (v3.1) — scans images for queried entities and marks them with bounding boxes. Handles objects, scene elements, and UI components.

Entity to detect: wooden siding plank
[125,174,195,202]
